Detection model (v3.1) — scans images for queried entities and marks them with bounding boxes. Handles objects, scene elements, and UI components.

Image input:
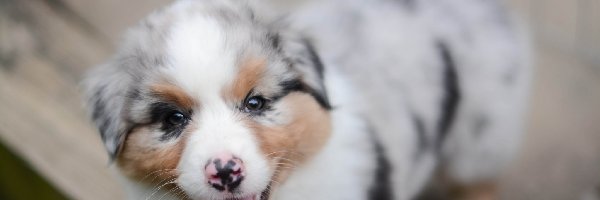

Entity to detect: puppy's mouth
[217,181,273,200]
[228,190,269,200]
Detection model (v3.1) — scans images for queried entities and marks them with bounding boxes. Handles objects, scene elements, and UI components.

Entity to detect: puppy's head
[84,1,331,199]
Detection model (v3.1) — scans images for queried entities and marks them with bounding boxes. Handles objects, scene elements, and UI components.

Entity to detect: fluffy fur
[83,0,530,199]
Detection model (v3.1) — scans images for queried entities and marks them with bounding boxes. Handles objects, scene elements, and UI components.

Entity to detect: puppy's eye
[167,112,186,125]
[244,96,266,112]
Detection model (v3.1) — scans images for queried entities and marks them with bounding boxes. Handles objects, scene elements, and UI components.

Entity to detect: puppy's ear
[83,61,134,160]
[276,31,331,109]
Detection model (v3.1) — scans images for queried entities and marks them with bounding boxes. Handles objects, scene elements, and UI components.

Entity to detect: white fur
[164,14,235,98]
[177,100,271,199]
[273,68,376,200]
[163,9,272,200]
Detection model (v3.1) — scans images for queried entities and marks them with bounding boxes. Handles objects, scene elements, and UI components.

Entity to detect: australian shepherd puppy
[83,0,530,199]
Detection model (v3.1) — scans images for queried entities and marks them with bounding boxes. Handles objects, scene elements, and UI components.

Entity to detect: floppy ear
[83,61,134,160]
[276,31,331,109]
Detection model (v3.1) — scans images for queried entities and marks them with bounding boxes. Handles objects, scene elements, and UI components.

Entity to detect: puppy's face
[84,1,331,199]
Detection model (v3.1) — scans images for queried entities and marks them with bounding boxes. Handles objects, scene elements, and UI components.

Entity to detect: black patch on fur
[412,114,428,159]
[126,88,143,101]
[276,35,331,110]
[90,86,113,145]
[89,84,132,160]
[302,39,325,79]
[149,102,180,123]
[148,102,190,141]
[367,125,394,200]
[300,39,331,109]
[286,39,330,109]
[91,85,107,119]
[97,119,112,144]
[279,79,304,93]
[268,32,281,51]
[273,79,332,110]
[306,88,331,110]
[436,41,461,146]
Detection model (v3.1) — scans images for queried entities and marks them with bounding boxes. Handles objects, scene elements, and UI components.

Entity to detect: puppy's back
[293,0,531,197]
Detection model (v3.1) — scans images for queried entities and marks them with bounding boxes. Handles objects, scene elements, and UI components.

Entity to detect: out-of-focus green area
[0,141,67,200]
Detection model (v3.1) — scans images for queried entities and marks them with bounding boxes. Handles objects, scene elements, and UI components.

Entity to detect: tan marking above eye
[150,83,196,109]
[224,57,267,102]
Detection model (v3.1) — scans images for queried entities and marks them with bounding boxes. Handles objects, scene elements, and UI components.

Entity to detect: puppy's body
[84,0,530,199]
[291,0,531,198]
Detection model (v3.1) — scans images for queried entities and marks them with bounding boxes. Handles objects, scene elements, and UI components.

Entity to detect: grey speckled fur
[293,0,531,197]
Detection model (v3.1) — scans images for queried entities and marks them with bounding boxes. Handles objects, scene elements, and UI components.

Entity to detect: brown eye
[244,96,266,112]
[167,112,186,125]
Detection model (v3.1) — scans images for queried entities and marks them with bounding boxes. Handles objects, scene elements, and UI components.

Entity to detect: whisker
[158,184,181,200]
[272,163,298,169]
[274,157,301,165]
[142,169,177,184]
[264,150,306,159]
[173,187,189,200]
[145,176,177,200]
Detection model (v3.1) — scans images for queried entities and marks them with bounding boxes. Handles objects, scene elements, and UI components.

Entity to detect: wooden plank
[577,0,600,66]
[0,0,123,199]
[59,0,171,45]
[0,59,124,200]
[500,46,600,199]
[530,0,579,51]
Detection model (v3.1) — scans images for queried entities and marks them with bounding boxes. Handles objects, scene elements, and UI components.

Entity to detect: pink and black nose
[204,153,245,192]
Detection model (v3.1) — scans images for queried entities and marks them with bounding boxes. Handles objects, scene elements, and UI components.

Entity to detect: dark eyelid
[149,102,191,123]
[240,90,270,115]
[149,101,191,141]
[243,89,256,101]
[243,88,275,102]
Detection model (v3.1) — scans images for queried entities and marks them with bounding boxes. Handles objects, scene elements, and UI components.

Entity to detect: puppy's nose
[204,152,245,192]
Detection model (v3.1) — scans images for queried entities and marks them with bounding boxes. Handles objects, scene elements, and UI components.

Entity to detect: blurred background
[0,0,598,199]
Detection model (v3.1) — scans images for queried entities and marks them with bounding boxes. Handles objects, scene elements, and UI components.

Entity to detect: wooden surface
[0,0,598,199]
[0,0,170,199]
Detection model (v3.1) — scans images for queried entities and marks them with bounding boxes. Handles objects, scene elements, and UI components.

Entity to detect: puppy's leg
[417,170,498,200]
[448,180,497,200]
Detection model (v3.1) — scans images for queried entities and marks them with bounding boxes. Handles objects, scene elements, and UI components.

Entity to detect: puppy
[83,0,530,199]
